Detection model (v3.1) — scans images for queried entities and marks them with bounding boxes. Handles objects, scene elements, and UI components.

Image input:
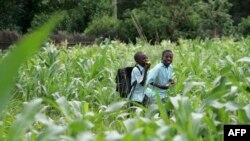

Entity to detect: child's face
[138,53,149,67]
[162,52,173,66]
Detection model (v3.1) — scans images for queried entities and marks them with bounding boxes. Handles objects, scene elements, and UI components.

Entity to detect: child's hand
[145,61,151,69]
[169,79,175,84]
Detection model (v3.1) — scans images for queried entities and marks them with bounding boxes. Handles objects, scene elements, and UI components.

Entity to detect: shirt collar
[160,62,171,68]
[137,64,144,70]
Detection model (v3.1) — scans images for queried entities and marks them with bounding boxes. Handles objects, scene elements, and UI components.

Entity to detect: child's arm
[151,78,175,89]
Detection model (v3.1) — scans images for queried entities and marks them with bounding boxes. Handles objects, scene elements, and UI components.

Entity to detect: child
[128,51,151,106]
[147,49,175,103]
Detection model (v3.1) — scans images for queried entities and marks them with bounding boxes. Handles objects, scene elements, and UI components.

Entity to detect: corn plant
[0,35,250,141]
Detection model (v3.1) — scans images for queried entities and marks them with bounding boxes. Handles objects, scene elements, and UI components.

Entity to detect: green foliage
[116,0,235,42]
[1,0,249,41]
[81,0,236,43]
[30,0,112,33]
[7,99,43,141]
[29,13,51,32]
[229,0,250,25]
[84,16,121,39]
[0,0,43,33]
[1,37,250,140]
[196,0,234,38]
[0,11,65,113]
[238,16,250,36]
[116,0,144,19]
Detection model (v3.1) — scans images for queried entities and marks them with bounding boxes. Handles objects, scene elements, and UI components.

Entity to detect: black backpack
[115,66,141,98]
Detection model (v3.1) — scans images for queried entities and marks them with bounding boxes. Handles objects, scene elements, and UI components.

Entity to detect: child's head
[134,51,148,67]
[162,50,173,66]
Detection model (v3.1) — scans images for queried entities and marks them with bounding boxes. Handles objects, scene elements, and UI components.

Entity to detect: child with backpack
[128,51,151,106]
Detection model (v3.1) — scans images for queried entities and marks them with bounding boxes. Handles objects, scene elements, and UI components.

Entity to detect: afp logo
[224,125,250,141]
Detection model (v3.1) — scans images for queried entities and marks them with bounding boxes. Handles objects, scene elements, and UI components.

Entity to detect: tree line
[0,0,249,43]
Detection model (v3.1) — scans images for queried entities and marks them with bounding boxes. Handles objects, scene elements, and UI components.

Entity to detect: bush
[29,13,53,32]
[238,16,250,36]
[49,31,95,46]
[0,29,20,50]
[115,0,235,43]
[84,15,121,40]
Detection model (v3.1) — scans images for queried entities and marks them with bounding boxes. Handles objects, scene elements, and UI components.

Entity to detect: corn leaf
[0,12,65,113]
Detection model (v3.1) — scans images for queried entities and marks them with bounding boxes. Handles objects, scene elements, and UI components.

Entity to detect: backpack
[115,66,141,98]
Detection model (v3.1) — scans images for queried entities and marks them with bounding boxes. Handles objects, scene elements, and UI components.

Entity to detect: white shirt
[129,64,146,102]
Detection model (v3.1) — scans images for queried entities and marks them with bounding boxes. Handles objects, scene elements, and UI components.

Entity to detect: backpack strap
[135,65,142,75]
[128,65,143,99]
[131,64,142,86]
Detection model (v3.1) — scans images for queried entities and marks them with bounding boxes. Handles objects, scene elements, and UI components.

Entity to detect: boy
[147,49,175,103]
[129,51,151,106]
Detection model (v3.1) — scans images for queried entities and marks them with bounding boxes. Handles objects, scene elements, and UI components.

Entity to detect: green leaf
[225,55,236,66]
[169,95,191,111]
[68,120,94,136]
[237,57,250,63]
[56,96,71,121]
[173,134,187,141]
[145,104,159,118]
[105,130,124,141]
[156,93,169,124]
[36,125,65,141]
[209,100,224,109]
[220,65,232,75]
[0,12,65,113]
[243,104,250,120]
[123,118,137,131]
[200,76,229,111]
[104,101,127,113]
[7,99,43,141]
[183,81,205,95]
[156,126,171,140]
[76,131,96,141]
[224,101,240,111]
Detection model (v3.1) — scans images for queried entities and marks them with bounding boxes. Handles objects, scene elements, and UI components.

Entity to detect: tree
[30,0,112,33]
[229,0,250,25]
[0,0,42,33]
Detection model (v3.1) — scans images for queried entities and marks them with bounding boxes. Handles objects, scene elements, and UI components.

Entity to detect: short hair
[134,51,143,62]
[162,49,173,57]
